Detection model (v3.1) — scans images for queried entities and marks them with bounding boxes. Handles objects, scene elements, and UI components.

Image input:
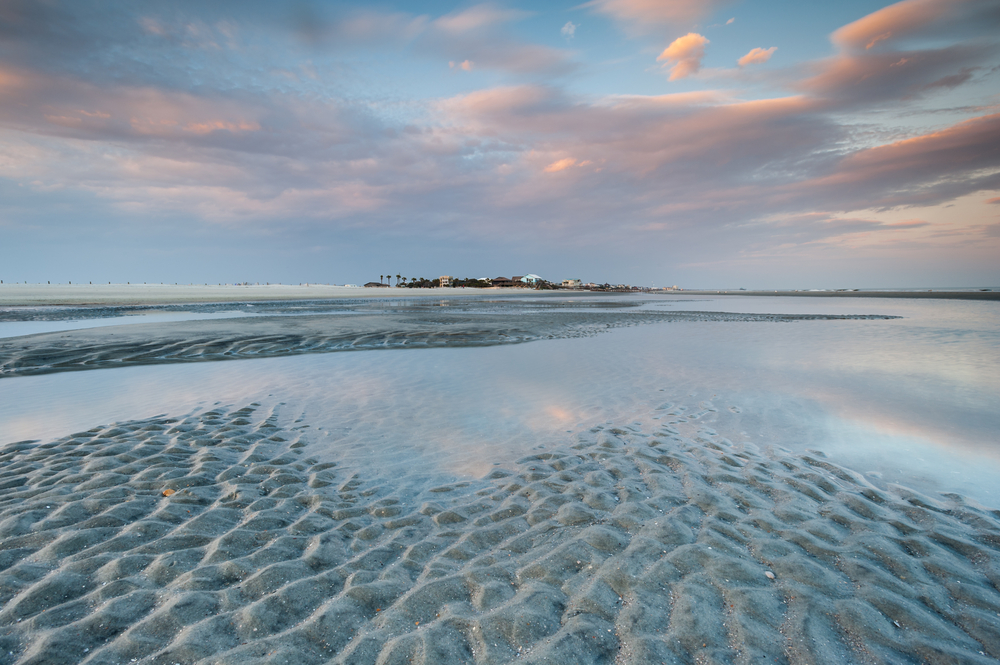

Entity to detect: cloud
[797,44,992,107]
[738,47,777,67]
[986,197,1000,204]
[561,21,577,39]
[797,0,1000,108]
[449,60,474,71]
[831,0,955,52]
[432,5,530,34]
[786,114,1000,210]
[657,33,709,81]
[726,17,735,25]
[582,0,734,28]
[544,158,577,172]
[417,5,575,75]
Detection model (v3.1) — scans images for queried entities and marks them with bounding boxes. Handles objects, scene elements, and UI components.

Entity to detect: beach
[1,289,999,664]
[0,284,506,307]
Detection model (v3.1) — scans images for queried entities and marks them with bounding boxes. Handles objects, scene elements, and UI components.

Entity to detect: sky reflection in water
[0,295,997,506]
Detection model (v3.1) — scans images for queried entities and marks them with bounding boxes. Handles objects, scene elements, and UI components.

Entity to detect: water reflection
[0,296,997,506]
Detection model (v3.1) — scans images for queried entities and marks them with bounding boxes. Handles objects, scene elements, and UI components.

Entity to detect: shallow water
[0,294,997,506]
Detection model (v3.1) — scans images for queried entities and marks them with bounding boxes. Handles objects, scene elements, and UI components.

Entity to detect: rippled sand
[0,304,897,378]
[2,405,998,664]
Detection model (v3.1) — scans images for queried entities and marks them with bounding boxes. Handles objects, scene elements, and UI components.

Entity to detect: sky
[1,0,999,289]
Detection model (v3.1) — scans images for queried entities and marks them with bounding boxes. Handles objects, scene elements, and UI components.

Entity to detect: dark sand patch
[2,406,999,664]
[0,309,898,378]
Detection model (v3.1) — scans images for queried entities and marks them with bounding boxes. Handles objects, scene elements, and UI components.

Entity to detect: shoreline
[678,289,1000,301]
[2,283,998,308]
[1,404,998,664]
[0,284,523,307]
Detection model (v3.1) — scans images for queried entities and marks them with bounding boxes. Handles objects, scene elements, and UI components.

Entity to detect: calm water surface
[1,295,997,505]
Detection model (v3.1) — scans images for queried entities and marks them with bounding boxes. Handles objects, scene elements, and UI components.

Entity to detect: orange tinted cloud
[544,158,576,173]
[657,33,709,81]
[782,114,1000,211]
[584,0,733,26]
[738,47,777,67]
[831,114,1000,181]
[831,0,954,51]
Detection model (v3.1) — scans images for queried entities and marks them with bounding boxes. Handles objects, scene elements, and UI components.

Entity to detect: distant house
[492,276,514,288]
[439,275,454,287]
[364,282,389,288]
[562,279,582,288]
[522,274,543,284]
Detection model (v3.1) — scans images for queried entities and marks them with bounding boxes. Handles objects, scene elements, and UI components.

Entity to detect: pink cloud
[831,0,954,52]
[544,158,577,173]
[657,33,709,81]
[583,0,733,27]
[767,114,1000,213]
[432,5,530,34]
[797,45,984,106]
[799,0,998,107]
[986,197,1000,204]
[824,114,1000,185]
[738,47,777,67]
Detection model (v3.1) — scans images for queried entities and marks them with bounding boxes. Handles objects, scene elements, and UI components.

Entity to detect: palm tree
[380,274,384,285]
[396,273,401,286]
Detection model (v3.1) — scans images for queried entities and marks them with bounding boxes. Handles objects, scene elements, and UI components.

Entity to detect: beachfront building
[439,276,454,287]
[521,274,544,285]
[491,276,514,287]
[562,279,582,288]
[363,282,389,288]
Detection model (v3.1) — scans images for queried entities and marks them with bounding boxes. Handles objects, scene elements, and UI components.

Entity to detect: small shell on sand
[161,488,176,496]
[765,571,775,580]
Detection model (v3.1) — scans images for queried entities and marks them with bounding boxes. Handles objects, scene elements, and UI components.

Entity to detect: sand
[0,285,521,307]
[671,290,1000,301]
[0,304,898,378]
[1,404,999,665]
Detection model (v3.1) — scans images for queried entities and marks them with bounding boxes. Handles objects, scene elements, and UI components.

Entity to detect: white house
[439,275,454,287]
[562,279,582,288]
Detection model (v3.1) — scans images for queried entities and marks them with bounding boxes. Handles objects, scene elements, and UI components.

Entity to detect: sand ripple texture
[0,309,899,378]
[2,408,999,665]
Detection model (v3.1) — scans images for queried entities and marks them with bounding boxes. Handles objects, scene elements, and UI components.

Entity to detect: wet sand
[0,285,512,307]
[0,308,897,378]
[680,290,1000,301]
[1,405,998,664]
